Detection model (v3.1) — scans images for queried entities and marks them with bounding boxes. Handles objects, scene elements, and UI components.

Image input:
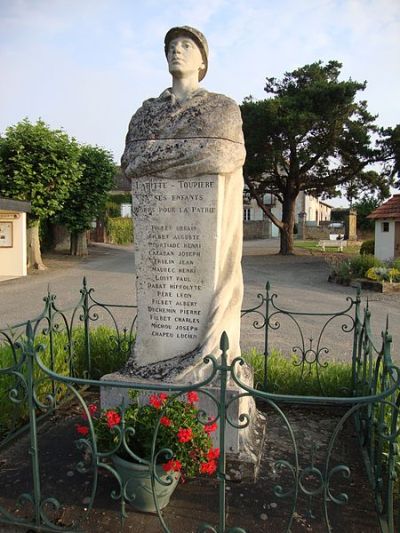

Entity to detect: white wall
[0,211,27,277]
[374,220,395,260]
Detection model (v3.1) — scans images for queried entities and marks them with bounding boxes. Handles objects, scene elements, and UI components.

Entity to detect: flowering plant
[366,266,400,282]
[76,390,219,479]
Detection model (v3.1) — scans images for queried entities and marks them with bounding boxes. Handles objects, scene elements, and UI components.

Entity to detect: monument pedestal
[101,361,266,481]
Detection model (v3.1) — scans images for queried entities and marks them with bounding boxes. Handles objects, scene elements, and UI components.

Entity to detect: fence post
[351,287,361,396]
[263,281,271,391]
[217,331,229,533]
[81,277,91,378]
[381,321,395,533]
[25,321,42,528]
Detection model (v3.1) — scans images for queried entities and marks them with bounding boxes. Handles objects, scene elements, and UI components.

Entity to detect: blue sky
[1,0,399,204]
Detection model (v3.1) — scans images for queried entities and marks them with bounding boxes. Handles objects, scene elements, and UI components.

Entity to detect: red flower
[106,410,121,429]
[177,427,193,443]
[82,403,97,420]
[204,421,217,434]
[162,459,182,472]
[149,393,168,409]
[149,394,162,408]
[160,416,172,427]
[75,424,89,436]
[187,391,199,404]
[207,447,220,460]
[200,460,217,475]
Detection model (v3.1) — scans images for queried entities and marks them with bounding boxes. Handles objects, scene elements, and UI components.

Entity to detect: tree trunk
[279,196,297,255]
[27,221,47,270]
[70,231,88,256]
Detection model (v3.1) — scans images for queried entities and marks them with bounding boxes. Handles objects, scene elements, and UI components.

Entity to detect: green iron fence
[0,279,398,532]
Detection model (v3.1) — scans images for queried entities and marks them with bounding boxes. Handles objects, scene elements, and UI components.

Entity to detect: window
[382,222,390,233]
[243,208,251,221]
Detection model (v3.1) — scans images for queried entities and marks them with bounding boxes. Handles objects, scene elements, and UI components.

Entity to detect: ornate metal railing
[241,281,359,395]
[0,280,398,532]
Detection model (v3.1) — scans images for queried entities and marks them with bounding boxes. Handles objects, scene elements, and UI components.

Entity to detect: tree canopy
[0,118,81,221]
[56,145,116,255]
[0,118,82,268]
[241,60,390,254]
[0,118,116,264]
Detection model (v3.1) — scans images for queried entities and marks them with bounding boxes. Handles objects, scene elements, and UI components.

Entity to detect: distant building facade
[243,190,332,238]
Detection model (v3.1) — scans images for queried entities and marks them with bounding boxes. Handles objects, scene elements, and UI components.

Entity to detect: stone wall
[302,225,330,240]
[243,220,271,240]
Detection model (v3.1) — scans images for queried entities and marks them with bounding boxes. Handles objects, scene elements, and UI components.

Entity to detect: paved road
[1,241,399,362]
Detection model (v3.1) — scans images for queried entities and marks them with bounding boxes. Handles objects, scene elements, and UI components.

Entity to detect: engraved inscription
[132,176,220,362]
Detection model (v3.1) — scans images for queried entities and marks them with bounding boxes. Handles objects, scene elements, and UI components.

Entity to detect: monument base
[101,359,266,481]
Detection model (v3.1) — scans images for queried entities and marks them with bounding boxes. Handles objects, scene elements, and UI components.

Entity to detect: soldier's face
[167,36,204,79]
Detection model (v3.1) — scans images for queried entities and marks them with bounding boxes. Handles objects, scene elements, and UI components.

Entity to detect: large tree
[56,145,116,256]
[241,61,389,254]
[381,124,400,184]
[0,119,81,269]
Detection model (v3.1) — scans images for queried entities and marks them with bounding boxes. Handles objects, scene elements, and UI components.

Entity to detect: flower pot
[111,454,180,512]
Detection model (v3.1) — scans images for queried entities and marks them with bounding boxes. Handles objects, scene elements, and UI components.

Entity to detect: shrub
[243,348,352,396]
[345,254,382,278]
[107,193,131,205]
[0,325,133,437]
[106,217,133,245]
[72,325,133,379]
[327,254,382,283]
[360,239,374,255]
[105,201,121,218]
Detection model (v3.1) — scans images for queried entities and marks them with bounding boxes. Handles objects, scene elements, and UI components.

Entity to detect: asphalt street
[1,240,399,362]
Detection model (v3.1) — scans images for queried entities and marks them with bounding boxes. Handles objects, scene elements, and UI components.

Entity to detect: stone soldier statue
[121,26,246,380]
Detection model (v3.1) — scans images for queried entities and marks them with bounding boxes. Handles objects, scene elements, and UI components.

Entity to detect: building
[243,191,332,238]
[367,194,400,260]
[0,197,31,279]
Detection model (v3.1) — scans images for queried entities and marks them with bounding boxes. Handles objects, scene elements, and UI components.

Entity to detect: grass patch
[243,348,352,397]
[294,240,361,254]
[0,325,133,438]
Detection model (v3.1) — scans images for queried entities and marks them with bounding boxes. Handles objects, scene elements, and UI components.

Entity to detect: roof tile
[367,194,400,220]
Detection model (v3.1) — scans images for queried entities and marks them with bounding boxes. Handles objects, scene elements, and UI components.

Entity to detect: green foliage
[240,61,389,254]
[106,217,133,245]
[360,239,375,255]
[243,348,352,396]
[56,145,116,233]
[72,325,133,379]
[0,333,70,436]
[0,118,81,223]
[366,266,400,282]
[381,124,400,183]
[85,390,218,478]
[0,325,131,436]
[108,193,131,205]
[105,201,121,218]
[327,254,382,283]
[354,197,381,231]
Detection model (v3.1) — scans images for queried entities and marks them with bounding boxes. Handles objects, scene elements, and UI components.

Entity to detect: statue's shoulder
[205,91,238,105]
[200,91,240,112]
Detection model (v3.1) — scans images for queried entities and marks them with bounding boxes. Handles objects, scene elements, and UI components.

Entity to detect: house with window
[0,197,31,279]
[367,194,400,260]
[243,191,332,238]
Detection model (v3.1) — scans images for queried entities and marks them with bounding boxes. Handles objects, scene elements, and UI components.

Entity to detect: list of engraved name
[133,178,216,344]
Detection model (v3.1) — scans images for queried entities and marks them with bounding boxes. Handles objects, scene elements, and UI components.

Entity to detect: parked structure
[368,194,400,260]
[0,197,31,279]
